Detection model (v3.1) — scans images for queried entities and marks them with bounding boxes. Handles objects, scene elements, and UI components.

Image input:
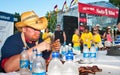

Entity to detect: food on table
[79,65,102,75]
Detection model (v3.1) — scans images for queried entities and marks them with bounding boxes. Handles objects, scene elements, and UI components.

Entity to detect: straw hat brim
[15,17,48,32]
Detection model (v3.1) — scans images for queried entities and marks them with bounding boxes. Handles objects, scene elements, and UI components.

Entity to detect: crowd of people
[41,23,114,55]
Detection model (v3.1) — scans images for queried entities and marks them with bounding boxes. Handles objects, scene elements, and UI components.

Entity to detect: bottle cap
[66,53,73,60]
[52,52,59,58]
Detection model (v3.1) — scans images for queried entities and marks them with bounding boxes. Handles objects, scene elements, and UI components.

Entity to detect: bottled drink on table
[32,51,46,75]
[20,47,30,75]
[83,44,90,63]
[90,44,97,63]
[68,43,73,54]
[60,45,67,61]
[62,53,79,75]
[29,48,37,72]
[48,52,63,75]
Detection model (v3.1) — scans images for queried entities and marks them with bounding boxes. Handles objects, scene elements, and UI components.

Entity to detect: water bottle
[60,45,67,61]
[68,43,73,54]
[29,48,37,72]
[32,51,46,75]
[20,47,30,75]
[62,53,79,75]
[90,44,97,63]
[83,44,90,63]
[48,52,62,75]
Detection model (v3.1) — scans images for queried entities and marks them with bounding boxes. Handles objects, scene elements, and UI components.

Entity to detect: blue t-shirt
[1,32,51,61]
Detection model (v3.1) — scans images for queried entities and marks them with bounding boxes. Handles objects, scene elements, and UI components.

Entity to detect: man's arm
[3,41,51,72]
[63,31,66,42]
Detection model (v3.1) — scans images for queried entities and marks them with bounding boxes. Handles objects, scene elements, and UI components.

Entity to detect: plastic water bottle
[29,48,37,72]
[83,44,90,63]
[62,53,79,75]
[68,43,73,54]
[60,45,67,61]
[48,52,62,75]
[20,47,30,75]
[90,44,97,63]
[32,51,46,75]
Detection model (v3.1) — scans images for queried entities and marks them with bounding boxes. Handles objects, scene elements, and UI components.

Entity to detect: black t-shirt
[54,30,64,44]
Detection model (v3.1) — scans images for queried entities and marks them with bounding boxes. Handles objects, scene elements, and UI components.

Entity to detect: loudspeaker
[117,8,120,25]
[107,46,120,56]
[63,16,78,44]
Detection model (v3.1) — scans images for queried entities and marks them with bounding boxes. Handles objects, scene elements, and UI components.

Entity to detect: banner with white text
[0,12,14,59]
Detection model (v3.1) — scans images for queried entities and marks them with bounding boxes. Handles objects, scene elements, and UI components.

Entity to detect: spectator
[54,25,66,45]
[42,28,52,44]
[72,29,81,54]
[96,24,104,37]
[92,28,103,49]
[103,26,112,48]
[81,27,93,48]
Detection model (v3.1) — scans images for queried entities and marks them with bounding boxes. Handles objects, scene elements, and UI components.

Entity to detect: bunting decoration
[54,5,58,14]
[70,0,78,7]
[62,1,68,12]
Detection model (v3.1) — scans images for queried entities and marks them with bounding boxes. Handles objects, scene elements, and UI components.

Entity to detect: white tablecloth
[75,50,120,75]
[0,50,120,75]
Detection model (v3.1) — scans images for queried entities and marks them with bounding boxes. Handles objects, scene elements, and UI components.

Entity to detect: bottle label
[61,50,66,56]
[20,60,29,68]
[90,53,96,58]
[30,62,32,71]
[32,72,46,75]
[83,53,89,58]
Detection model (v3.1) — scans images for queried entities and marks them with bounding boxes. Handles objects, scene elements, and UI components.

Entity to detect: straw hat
[15,11,48,32]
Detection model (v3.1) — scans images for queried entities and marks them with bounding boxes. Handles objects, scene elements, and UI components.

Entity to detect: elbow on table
[4,63,19,73]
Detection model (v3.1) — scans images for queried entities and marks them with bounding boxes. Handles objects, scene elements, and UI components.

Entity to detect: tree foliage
[45,11,57,32]
[109,0,120,8]
[14,12,21,33]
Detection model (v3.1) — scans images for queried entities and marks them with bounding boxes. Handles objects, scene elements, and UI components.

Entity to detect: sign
[78,2,119,18]
[0,11,14,59]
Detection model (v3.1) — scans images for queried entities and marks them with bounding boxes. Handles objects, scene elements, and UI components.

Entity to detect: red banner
[79,18,87,22]
[78,2,119,18]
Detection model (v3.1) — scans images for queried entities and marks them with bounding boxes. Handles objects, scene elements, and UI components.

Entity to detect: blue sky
[0,0,108,16]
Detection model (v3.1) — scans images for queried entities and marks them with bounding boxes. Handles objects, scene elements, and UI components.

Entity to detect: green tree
[14,12,21,33]
[109,0,120,8]
[45,11,57,32]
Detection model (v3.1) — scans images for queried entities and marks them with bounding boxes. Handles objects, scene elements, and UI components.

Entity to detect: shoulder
[5,32,21,42]
[72,34,76,37]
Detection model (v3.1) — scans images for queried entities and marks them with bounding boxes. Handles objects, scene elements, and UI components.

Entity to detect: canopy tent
[78,2,119,27]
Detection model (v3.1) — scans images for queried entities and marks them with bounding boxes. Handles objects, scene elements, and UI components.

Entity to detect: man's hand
[36,41,51,52]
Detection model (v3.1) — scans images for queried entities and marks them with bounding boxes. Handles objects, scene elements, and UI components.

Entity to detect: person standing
[72,29,81,54]
[54,25,66,45]
[42,28,52,44]
[81,27,93,48]
[92,28,103,49]
[103,26,112,48]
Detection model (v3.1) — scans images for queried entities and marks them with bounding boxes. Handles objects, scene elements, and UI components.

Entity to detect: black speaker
[117,8,120,25]
[107,46,120,56]
[63,16,78,44]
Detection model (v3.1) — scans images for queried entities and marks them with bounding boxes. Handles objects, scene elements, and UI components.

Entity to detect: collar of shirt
[25,37,35,44]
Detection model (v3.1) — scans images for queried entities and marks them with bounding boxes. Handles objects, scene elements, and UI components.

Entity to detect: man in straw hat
[0,11,60,72]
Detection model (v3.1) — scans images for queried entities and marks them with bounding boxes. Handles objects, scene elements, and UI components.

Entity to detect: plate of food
[78,64,120,75]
